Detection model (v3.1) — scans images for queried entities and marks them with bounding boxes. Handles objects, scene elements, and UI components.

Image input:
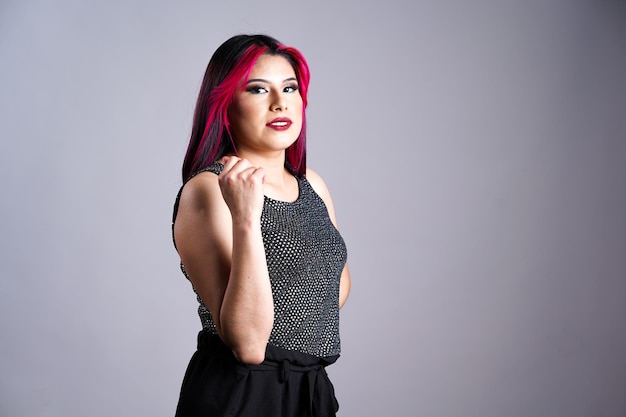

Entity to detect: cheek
[228,106,251,138]
[292,96,304,115]
[296,101,304,122]
[230,101,259,129]
[230,99,249,119]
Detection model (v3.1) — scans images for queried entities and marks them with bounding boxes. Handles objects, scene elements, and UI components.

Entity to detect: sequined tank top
[172,162,347,358]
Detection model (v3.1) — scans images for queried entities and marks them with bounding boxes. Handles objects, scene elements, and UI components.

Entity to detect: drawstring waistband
[250,357,326,383]
[193,331,339,416]
[248,357,330,416]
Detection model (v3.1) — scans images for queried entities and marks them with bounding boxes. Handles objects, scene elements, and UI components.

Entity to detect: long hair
[182,34,310,182]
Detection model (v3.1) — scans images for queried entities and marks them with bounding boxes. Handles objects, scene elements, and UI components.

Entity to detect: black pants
[175,331,340,417]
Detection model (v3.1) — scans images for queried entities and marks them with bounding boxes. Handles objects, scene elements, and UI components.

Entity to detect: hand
[218,156,265,223]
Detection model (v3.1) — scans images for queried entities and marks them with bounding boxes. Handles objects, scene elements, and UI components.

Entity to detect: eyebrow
[246,77,298,84]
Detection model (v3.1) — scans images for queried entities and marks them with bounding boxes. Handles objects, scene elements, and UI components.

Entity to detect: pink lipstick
[266,117,292,131]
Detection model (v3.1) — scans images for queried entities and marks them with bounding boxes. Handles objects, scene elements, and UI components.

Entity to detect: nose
[271,93,287,112]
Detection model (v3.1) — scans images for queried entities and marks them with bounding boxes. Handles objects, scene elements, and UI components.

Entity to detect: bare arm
[306,168,352,308]
[173,158,273,364]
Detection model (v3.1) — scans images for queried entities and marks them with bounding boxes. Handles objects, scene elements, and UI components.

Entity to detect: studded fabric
[173,162,347,358]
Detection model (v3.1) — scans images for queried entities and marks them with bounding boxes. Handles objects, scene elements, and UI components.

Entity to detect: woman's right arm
[173,159,274,364]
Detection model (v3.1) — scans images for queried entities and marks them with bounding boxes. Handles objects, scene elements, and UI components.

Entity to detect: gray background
[1,1,625,416]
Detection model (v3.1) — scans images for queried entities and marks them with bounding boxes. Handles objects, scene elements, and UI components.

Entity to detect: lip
[266,117,292,131]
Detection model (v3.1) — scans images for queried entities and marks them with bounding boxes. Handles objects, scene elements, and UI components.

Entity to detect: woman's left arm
[306,168,352,308]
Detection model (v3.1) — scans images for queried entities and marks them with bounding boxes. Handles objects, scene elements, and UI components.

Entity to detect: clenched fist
[218,156,266,223]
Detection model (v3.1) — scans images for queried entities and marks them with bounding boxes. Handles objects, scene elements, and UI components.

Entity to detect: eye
[283,84,299,93]
[246,85,268,94]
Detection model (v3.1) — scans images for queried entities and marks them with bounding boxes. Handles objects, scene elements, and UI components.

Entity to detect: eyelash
[246,84,299,94]
[284,84,299,93]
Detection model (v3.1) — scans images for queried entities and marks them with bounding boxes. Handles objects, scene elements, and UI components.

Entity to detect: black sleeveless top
[172,162,347,358]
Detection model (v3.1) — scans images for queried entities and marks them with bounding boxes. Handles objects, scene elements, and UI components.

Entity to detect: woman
[172,34,351,417]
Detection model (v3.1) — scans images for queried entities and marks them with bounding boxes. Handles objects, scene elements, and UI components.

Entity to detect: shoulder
[179,171,222,211]
[305,167,340,225]
[179,163,224,207]
[305,167,331,202]
[175,170,230,232]
[173,170,232,258]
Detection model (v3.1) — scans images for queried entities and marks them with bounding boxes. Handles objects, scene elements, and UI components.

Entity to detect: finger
[219,161,260,190]
[228,166,262,185]
[220,156,241,173]
[249,167,266,184]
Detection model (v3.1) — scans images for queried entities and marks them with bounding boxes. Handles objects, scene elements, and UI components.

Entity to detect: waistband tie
[255,357,325,383]
[250,358,331,416]
[194,331,338,416]
[281,359,291,383]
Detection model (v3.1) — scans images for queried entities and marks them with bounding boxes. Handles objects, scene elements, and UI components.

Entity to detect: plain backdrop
[1,1,625,416]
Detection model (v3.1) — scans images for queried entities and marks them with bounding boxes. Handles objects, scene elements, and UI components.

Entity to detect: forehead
[249,54,296,79]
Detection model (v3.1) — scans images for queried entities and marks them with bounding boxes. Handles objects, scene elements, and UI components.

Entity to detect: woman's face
[228,54,303,156]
